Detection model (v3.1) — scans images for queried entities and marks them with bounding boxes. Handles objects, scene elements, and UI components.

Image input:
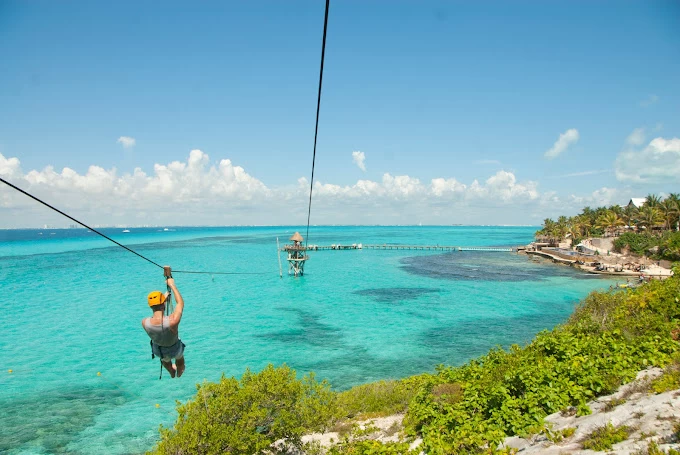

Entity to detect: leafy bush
[582,423,631,450]
[336,376,430,419]
[544,426,575,443]
[150,364,337,455]
[651,356,680,394]
[404,278,680,454]
[614,231,680,260]
[634,440,680,455]
[327,440,418,455]
[614,232,660,256]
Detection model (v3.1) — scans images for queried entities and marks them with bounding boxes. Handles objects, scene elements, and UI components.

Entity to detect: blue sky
[0,1,679,227]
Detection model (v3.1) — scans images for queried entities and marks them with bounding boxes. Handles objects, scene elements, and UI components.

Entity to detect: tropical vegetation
[535,193,680,260]
[150,270,680,454]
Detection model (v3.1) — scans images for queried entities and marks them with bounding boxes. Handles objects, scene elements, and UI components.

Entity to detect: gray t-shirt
[143,317,179,347]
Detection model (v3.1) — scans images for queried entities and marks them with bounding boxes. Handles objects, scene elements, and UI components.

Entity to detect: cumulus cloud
[0,152,22,178]
[640,94,659,107]
[352,151,366,171]
[0,149,622,227]
[117,136,136,148]
[615,136,680,183]
[0,150,269,218]
[544,128,579,159]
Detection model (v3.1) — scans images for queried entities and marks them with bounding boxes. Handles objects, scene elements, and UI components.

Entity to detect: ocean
[0,225,620,454]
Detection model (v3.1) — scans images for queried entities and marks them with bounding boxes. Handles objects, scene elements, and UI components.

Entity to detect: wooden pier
[286,244,514,252]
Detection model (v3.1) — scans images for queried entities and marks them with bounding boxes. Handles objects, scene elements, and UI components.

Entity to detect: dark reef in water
[354,287,440,303]
[400,251,599,282]
[256,307,345,348]
[0,385,129,454]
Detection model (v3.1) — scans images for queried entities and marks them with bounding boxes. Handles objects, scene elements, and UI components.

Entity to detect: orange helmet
[147,291,167,307]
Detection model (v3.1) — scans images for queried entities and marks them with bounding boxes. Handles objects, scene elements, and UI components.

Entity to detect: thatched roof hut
[289,232,304,243]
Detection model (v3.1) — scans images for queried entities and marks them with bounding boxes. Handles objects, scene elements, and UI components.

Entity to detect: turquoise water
[0,226,621,454]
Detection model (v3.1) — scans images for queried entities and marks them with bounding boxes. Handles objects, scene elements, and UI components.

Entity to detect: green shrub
[614,232,660,256]
[336,375,429,419]
[603,397,626,412]
[544,426,575,443]
[149,364,337,455]
[327,440,418,455]
[651,358,680,393]
[404,278,680,454]
[582,423,631,451]
[614,231,680,261]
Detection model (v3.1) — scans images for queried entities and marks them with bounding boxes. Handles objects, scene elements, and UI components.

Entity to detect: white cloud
[474,171,539,202]
[352,150,366,171]
[430,177,466,197]
[640,94,659,107]
[544,128,579,159]
[626,128,646,146]
[117,136,136,148]
[0,152,22,178]
[615,136,680,183]
[0,149,645,227]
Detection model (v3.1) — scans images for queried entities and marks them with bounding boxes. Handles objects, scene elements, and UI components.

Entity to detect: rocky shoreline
[302,368,680,454]
[522,238,673,281]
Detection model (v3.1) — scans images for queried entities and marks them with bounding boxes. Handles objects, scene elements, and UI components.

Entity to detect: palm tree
[621,205,639,229]
[595,210,624,237]
[536,218,557,238]
[645,194,662,208]
[636,206,664,231]
[665,193,680,231]
[609,205,623,217]
[660,199,679,230]
[573,214,592,238]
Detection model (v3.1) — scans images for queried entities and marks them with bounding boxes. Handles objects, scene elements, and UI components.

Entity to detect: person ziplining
[0,0,330,380]
[142,271,186,378]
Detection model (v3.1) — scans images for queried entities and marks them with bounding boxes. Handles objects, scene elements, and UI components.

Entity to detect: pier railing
[281,244,514,252]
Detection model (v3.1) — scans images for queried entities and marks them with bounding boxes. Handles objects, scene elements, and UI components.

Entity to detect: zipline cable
[2,2,330,271]
[0,176,163,269]
[304,0,330,248]
[0,176,270,276]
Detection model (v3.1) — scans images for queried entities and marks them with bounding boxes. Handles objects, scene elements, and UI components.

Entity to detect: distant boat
[163,228,169,231]
[122,229,130,233]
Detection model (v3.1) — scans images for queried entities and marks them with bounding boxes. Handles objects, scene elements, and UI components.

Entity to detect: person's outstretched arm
[167,278,184,328]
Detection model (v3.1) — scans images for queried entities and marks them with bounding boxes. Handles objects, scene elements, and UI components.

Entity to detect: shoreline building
[284,232,308,277]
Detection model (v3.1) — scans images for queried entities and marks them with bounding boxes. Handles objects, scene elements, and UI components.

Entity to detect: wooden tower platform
[284,232,308,277]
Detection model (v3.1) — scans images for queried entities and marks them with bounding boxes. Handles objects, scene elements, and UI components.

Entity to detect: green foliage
[603,397,626,412]
[651,357,680,394]
[544,425,575,443]
[582,423,631,451]
[614,232,661,256]
[612,231,680,260]
[634,440,680,455]
[336,376,430,419]
[150,364,337,455]
[404,278,680,454]
[327,440,418,455]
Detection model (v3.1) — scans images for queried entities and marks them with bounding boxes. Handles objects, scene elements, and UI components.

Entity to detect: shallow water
[0,226,620,454]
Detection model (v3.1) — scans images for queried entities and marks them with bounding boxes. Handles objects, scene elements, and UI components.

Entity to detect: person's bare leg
[175,357,185,378]
[161,360,176,378]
